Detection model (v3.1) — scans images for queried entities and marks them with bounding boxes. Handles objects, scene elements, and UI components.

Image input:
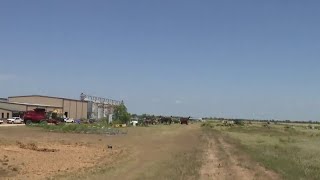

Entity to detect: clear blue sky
[1,0,320,120]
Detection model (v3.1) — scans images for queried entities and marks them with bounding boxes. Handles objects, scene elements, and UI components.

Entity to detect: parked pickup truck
[64,118,74,123]
[7,117,23,124]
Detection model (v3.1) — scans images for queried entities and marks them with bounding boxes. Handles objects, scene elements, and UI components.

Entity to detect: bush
[99,117,109,124]
[201,122,214,128]
[234,120,245,126]
[262,123,271,129]
[284,125,291,129]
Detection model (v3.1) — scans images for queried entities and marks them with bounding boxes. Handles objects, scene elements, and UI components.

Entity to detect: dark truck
[23,108,62,125]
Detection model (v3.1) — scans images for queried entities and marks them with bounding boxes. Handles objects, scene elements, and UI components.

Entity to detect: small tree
[141,114,147,119]
[113,103,131,124]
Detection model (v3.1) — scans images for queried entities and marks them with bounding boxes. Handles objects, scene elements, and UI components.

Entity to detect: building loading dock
[0,95,88,120]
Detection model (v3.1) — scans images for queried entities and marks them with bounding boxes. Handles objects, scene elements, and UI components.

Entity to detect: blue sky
[1,0,320,120]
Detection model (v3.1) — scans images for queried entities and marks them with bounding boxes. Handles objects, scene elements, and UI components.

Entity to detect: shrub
[262,123,271,129]
[201,122,214,128]
[28,120,125,134]
[284,125,291,129]
[234,119,245,126]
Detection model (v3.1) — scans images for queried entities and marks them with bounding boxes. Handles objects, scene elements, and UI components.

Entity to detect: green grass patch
[28,123,126,135]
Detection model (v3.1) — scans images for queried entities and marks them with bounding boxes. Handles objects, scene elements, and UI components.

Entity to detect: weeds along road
[200,128,280,180]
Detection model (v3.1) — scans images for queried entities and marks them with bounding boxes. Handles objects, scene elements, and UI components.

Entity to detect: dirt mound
[16,141,58,152]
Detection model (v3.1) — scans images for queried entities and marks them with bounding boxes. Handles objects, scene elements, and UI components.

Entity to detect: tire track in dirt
[200,135,228,179]
[200,132,280,180]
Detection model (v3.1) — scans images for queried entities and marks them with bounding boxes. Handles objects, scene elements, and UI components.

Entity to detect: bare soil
[0,132,124,180]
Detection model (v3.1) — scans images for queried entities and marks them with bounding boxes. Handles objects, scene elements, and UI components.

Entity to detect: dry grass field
[203,121,320,180]
[0,124,203,180]
[1,121,319,180]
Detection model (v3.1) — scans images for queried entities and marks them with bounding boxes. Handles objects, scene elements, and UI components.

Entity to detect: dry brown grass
[0,124,204,180]
[203,121,320,180]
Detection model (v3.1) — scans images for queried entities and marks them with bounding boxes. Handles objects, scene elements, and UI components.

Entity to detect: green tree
[141,114,147,119]
[113,103,131,124]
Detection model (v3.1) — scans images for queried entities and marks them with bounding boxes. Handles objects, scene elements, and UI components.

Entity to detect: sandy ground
[0,133,124,180]
[200,132,280,180]
[0,142,123,180]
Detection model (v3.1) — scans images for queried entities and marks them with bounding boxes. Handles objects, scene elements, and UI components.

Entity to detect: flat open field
[0,124,203,180]
[203,121,320,180]
[1,122,319,180]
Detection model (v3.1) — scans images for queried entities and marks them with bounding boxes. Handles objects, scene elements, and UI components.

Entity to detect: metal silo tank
[92,103,98,119]
[98,104,104,120]
[103,104,108,118]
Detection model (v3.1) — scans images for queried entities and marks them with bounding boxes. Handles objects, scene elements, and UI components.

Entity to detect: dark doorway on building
[64,112,68,118]
[12,112,24,118]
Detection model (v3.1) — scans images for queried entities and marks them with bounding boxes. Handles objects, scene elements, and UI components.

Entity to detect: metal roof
[9,102,61,107]
[8,95,87,103]
[0,101,61,108]
[0,107,25,112]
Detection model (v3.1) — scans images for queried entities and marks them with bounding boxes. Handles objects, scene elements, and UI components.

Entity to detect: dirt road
[200,130,280,180]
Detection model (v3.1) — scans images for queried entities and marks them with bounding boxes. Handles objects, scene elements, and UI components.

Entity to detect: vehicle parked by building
[7,117,23,124]
[0,119,3,124]
[64,118,74,123]
[23,108,61,125]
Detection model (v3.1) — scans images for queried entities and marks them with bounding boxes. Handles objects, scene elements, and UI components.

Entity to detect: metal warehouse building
[0,101,61,119]
[0,95,88,119]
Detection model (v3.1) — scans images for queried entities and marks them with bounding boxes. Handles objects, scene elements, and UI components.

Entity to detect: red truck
[23,108,61,125]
